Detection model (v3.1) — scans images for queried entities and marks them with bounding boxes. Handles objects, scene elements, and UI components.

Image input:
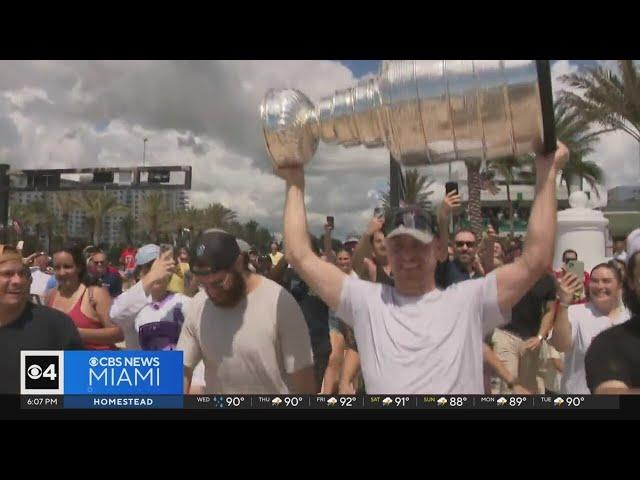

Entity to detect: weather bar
[20,395,620,410]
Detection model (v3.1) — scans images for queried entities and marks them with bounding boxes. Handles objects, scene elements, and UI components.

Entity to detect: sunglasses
[93,260,106,265]
[455,241,476,248]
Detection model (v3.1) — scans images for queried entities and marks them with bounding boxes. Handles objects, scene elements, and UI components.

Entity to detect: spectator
[119,244,137,279]
[282,234,331,392]
[555,249,589,304]
[109,245,186,351]
[322,247,358,394]
[351,215,394,286]
[168,247,192,295]
[248,247,260,273]
[268,241,283,267]
[343,233,360,257]
[435,229,484,289]
[178,230,315,394]
[491,271,557,394]
[612,237,627,257]
[28,251,52,305]
[277,140,569,394]
[551,262,630,394]
[46,245,123,350]
[89,250,123,298]
[0,249,82,394]
[585,231,640,394]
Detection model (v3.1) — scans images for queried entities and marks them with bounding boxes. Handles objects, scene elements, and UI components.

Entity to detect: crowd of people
[1,142,640,396]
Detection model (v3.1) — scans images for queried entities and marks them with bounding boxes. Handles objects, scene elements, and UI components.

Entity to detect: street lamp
[142,137,148,167]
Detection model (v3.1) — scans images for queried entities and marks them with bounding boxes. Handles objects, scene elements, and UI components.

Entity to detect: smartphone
[565,260,584,279]
[16,240,24,251]
[373,207,384,219]
[565,260,585,298]
[445,181,459,195]
[326,216,334,229]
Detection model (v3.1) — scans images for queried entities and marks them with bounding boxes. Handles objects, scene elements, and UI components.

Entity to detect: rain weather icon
[272,397,283,406]
[327,397,338,406]
[437,397,447,406]
[497,397,508,406]
[554,397,564,406]
[382,397,393,406]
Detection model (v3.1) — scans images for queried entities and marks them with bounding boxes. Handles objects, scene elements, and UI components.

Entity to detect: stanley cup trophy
[261,60,556,170]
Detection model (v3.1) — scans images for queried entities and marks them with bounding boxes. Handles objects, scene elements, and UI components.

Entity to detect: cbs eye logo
[20,351,64,395]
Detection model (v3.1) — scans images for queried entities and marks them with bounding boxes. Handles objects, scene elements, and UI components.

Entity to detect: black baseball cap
[190,230,240,275]
[387,205,438,244]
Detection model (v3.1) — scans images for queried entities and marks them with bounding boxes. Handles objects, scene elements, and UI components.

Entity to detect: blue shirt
[435,258,480,289]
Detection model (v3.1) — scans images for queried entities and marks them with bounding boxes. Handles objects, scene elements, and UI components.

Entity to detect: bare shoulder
[90,285,112,303]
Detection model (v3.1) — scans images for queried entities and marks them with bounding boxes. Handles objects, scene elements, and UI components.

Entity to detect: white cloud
[2,59,637,244]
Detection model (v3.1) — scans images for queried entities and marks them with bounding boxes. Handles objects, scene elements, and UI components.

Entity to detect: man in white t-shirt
[177,230,315,394]
[29,252,52,304]
[277,142,569,394]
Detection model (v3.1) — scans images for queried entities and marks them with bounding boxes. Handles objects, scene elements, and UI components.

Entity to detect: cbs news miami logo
[20,351,183,395]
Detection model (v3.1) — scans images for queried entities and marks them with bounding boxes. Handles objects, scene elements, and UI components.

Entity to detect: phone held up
[326,216,334,229]
[445,181,459,195]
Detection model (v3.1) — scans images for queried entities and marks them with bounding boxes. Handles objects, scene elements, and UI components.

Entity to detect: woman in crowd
[551,262,630,394]
[585,247,640,394]
[46,244,123,350]
[322,248,359,394]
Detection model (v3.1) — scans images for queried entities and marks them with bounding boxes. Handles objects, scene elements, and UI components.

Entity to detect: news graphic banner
[19,351,621,411]
[20,350,184,409]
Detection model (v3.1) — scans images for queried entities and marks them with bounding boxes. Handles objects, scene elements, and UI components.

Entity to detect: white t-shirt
[30,269,52,300]
[560,303,630,394]
[177,276,314,394]
[336,271,509,394]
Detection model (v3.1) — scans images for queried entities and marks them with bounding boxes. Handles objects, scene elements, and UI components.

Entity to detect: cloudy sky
[1,60,638,240]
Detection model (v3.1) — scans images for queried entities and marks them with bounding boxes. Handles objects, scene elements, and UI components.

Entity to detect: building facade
[10,187,189,246]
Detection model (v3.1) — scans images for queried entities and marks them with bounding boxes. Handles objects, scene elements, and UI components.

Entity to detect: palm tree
[120,213,137,246]
[202,202,237,230]
[553,100,605,197]
[53,192,79,244]
[559,60,640,175]
[77,191,129,246]
[488,155,535,235]
[380,168,434,217]
[11,200,58,250]
[139,192,171,243]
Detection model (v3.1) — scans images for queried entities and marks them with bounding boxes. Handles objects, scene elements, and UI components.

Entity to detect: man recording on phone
[555,249,589,304]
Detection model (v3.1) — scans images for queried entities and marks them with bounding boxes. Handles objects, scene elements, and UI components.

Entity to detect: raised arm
[322,223,336,264]
[435,190,460,262]
[351,216,383,277]
[549,272,582,352]
[495,142,569,313]
[280,166,346,312]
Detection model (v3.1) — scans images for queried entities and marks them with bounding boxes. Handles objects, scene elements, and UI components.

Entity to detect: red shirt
[120,248,137,270]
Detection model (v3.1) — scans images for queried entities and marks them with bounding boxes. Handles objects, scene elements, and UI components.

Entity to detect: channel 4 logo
[20,351,65,395]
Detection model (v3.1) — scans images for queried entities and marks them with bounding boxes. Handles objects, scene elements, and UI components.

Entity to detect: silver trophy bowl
[261,60,555,170]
